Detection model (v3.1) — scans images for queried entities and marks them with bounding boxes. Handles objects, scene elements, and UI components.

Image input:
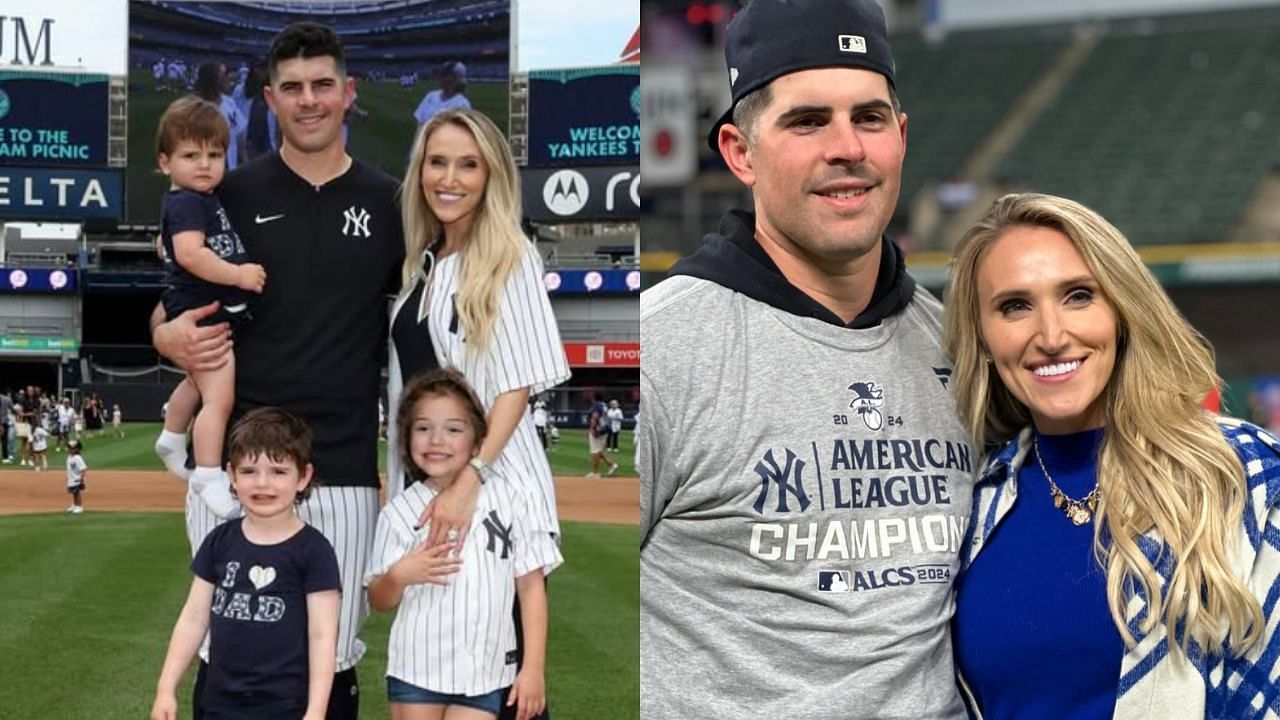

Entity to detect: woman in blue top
[943,193,1280,719]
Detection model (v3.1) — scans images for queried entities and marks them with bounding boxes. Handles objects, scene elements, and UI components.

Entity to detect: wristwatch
[468,457,492,484]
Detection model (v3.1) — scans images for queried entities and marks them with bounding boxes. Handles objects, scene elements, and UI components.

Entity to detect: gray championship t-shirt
[640,276,973,719]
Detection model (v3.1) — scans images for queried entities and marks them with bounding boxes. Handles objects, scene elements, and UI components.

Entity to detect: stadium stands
[893,28,1067,222]
[998,10,1280,246]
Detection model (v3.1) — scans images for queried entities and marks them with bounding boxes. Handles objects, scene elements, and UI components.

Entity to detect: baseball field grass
[0,513,637,719]
[31,422,637,478]
[0,423,638,718]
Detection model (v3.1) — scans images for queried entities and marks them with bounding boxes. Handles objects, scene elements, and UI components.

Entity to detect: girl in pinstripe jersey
[367,370,561,720]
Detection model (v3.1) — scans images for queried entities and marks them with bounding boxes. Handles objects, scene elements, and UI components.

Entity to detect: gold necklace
[1032,437,1101,526]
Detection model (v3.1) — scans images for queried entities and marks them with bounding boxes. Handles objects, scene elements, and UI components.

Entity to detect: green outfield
[126,69,511,224]
[0,513,637,719]
[43,422,637,478]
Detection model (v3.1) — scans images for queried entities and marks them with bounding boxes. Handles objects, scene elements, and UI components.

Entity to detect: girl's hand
[392,539,462,586]
[150,692,178,720]
[506,667,546,720]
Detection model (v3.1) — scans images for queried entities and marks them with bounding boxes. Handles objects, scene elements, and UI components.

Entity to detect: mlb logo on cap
[706,0,897,153]
[838,35,867,53]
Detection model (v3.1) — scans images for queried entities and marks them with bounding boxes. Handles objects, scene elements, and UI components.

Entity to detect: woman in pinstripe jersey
[387,109,570,720]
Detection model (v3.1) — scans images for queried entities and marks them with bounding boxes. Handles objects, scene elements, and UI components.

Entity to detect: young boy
[152,95,266,518]
[151,408,340,720]
[66,440,86,514]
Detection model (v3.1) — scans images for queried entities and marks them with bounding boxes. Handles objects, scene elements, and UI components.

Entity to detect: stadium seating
[998,12,1280,245]
[892,29,1066,220]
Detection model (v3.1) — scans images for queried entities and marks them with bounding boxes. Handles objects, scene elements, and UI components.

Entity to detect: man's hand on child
[507,668,546,720]
[154,302,231,373]
[393,539,462,586]
[237,263,267,293]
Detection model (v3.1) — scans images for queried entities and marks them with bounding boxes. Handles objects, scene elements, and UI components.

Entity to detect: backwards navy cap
[708,0,897,154]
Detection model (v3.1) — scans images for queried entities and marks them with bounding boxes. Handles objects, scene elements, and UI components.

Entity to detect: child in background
[151,95,266,518]
[151,408,340,720]
[366,369,562,720]
[66,439,86,514]
[112,404,123,438]
[30,423,49,471]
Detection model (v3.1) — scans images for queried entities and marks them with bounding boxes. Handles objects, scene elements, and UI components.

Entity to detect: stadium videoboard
[526,66,640,168]
[126,0,511,224]
[0,72,111,167]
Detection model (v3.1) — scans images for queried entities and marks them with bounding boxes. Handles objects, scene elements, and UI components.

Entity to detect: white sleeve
[512,492,563,578]
[363,502,417,585]
[484,246,571,397]
[413,94,431,123]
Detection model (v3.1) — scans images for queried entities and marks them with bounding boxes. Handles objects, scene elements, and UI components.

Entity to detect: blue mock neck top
[953,427,1122,719]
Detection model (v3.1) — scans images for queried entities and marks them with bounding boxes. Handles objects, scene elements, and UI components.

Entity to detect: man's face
[733,68,907,266]
[265,55,353,154]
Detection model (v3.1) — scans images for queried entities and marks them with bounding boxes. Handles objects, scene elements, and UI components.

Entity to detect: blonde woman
[943,193,1280,719]
[386,108,569,719]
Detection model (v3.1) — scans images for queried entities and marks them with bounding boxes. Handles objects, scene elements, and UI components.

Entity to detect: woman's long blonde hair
[400,109,525,353]
[943,193,1261,657]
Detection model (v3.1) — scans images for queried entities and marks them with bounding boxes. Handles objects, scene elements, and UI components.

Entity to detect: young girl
[29,422,49,471]
[152,95,266,518]
[366,370,562,720]
[151,408,340,720]
[65,440,86,514]
[13,402,31,466]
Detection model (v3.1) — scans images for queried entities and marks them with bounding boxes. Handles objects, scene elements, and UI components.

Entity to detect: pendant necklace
[1033,436,1101,526]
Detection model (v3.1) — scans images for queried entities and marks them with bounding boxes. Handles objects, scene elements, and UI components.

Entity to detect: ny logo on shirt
[753,448,811,515]
[482,511,513,559]
[342,206,371,238]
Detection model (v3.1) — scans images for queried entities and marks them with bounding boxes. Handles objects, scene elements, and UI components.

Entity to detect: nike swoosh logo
[255,213,285,224]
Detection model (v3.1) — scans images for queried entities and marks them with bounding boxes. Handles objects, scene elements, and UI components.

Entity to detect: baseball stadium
[639,0,1280,716]
[642,0,1280,422]
[0,1,638,717]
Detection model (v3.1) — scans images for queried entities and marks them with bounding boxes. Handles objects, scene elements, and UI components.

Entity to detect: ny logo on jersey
[342,205,371,238]
[752,447,811,515]
[482,510,513,559]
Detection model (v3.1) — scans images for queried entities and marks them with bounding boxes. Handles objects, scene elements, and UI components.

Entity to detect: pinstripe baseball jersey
[365,476,562,696]
[386,243,571,534]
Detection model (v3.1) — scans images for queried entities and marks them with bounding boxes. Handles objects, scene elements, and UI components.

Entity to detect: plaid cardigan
[959,418,1280,719]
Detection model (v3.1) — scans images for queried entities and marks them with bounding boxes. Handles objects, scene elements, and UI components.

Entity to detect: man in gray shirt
[639,1,973,717]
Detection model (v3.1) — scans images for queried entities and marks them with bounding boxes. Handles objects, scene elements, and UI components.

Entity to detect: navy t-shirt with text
[192,518,341,701]
[161,188,253,314]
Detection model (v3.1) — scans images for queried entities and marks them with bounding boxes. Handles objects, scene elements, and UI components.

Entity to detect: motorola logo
[543,170,589,216]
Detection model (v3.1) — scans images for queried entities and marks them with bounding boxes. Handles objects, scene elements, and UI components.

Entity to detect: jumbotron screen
[126,0,511,224]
